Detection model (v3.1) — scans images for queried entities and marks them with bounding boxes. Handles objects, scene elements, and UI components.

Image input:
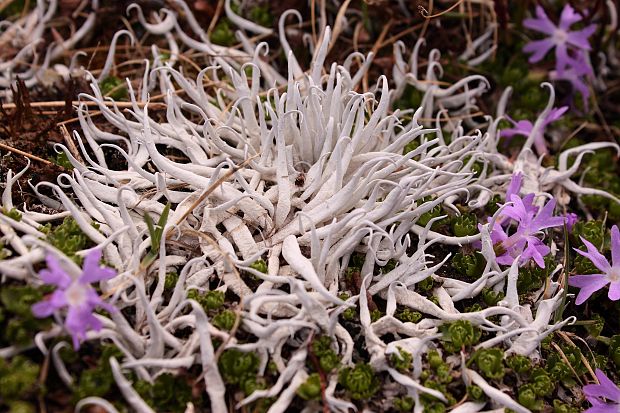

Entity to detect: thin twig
[1,100,167,110]
[0,142,53,165]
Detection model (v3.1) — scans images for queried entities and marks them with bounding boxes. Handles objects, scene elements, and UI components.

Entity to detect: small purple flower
[568,225,620,305]
[497,195,565,268]
[32,249,116,349]
[582,369,620,413]
[549,52,592,110]
[523,5,597,73]
[563,212,578,232]
[501,106,569,155]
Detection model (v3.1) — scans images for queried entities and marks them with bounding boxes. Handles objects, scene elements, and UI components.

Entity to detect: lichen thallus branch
[0,2,619,412]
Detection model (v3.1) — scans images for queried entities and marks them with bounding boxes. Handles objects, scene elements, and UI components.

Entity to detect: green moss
[100,76,128,100]
[342,306,357,321]
[518,384,542,410]
[1,207,22,221]
[553,400,578,413]
[218,348,260,387]
[0,356,40,401]
[451,213,478,237]
[338,363,380,400]
[517,259,552,294]
[584,313,605,337]
[452,252,485,279]
[572,220,605,248]
[417,201,446,229]
[212,310,236,331]
[135,373,196,412]
[370,309,383,322]
[481,288,505,306]
[394,396,414,412]
[50,151,73,170]
[485,194,503,215]
[39,217,97,264]
[467,385,484,401]
[610,335,620,367]
[472,348,505,380]
[0,285,51,346]
[441,320,481,352]
[396,308,422,323]
[250,259,268,274]
[573,254,600,275]
[506,354,532,374]
[73,345,123,401]
[164,272,179,291]
[312,336,340,373]
[187,289,226,312]
[395,85,424,112]
[248,5,272,28]
[417,276,435,292]
[390,348,413,373]
[530,368,554,397]
[380,259,398,274]
[7,401,36,413]
[211,19,235,46]
[296,373,321,401]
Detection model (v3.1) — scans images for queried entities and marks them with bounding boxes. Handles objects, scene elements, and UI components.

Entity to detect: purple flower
[582,369,620,413]
[523,5,596,73]
[568,225,620,305]
[497,195,565,268]
[32,249,116,349]
[501,106,569,155]
[549,51,592,110]
[563,212,579,232]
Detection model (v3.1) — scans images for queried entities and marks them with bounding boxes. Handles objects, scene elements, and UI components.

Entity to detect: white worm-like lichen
[1,1,619,411]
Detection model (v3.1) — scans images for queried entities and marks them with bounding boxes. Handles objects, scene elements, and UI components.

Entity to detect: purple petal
[523,39,555,63]
[611,225,620,268]
[544,106,569,124]
[523,6,556,35]
[522,238,550,268]
[569,274,609,305]
[531,199,565,231]
[567,25,597,50]
[39,255,72,289]
[496,254,515,266]
[506,173,523,200]
[500,128,528,140]
[568,274,605,288]
[555,43,572,73]
[521,194,539,215]
[490,223,509,244]
[65,306,91,332]
[85,289,116,314]
[503,195,529,223]
[31,290,67,318]
[32,301,55,318]
[584,370,620,402]
[583,404,620,413]
[608,281,620,301]
[559,4,581,30]
[80,249,116,284]
[575,237,612,273]
[569,51,595,75]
